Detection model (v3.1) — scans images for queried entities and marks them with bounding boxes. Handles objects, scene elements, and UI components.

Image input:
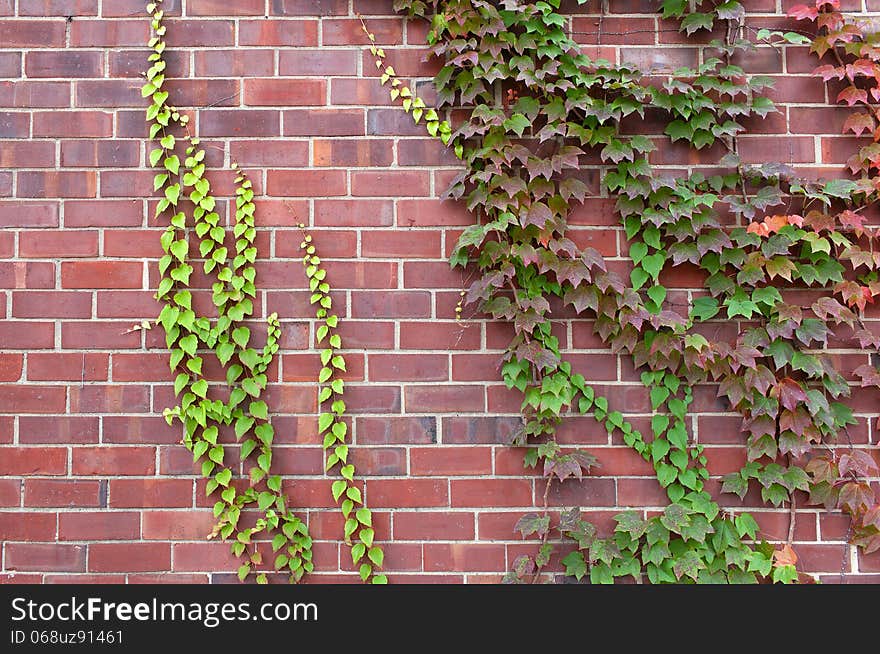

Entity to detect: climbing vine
[143,0,384,583]
[377,0,880,582]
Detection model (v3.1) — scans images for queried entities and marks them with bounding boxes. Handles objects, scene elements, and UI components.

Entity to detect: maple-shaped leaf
[838,480,875,515]
[848,58,878,78]
[778,430,812,457]
[515,340,559,371]
[672,549,706,580]
[813,64,845,81]
[558,507,581,531]
[838,450,879,477]
[772,543,798,568]
[842,112,875,137]
[614,511,649,540]
[779,405,813,436]
[788,4,819,21]
[562,284,599,314]
[855,363,880,388]
[837,85,868,106]
[522,201,553,229]
[515,512,551,538]
[774,377,808,411]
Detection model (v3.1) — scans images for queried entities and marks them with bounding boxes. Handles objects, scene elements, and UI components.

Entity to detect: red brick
[283,108,364,136]
[61,261,143,289]
[65,199,143,227]
[109,479,192,508]
[0,479,21,506]
[451,478,532,507]
[188,0,263,15]
[313,139,393,167]
[0,81,71,107]
[200,109,279,137]
[393,511,474,540]
[314,199,392,226]
[59,511,140,540]
[356,417,436,445]
[72,446,156,476]
[0,383,66,412]
[27,353,107,382]
[0,353,22,381]
[90,542,171,572]
[0,512,56,540]
[0,111,28,138]
[330,78,392,106]
[229,140,310,167]
[0,19,65,47]
[0,447,66,474]
[24,480,100,507]
[33,111,111,137]
[5,543,85,572]
[352,170,430,197]
[0,141,55,168]
[0,201,58,228]
[348,447,408,476]
[18,171,98,198]
[411,447,492,476]
[424,543,506,572]
[102,416,180,445]
[244,78,326,106]
[267,169,347,197]
[142,510,216,540]
[60,322,142,349]
[25,51,102,78]
[0,52,20,77]
[69,385,149,413]
[61,140,140,167]
[238,19,318,46]
[279,48,357,76]
[399,322,481,350]
[406,386,485,412]
[19,230,98,258]
[128,573,209,583]
[18,0,98,15]
[20,416,98,446]
[369,354,447,382]
[367,479,448,508]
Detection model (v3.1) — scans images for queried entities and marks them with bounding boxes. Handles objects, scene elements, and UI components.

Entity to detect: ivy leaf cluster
[383,0,880,580]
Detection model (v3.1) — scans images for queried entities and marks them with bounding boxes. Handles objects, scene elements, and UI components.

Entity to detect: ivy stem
[530,474,554,584]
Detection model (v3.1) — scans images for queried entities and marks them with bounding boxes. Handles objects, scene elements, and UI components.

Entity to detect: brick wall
[1,0,878,583]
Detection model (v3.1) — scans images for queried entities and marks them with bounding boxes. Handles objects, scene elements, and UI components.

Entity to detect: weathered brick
[0,20,65,48]
[5,544,85,572]
[25,51,102,78]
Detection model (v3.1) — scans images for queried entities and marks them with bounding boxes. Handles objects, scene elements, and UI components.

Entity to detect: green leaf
[368,546,384,567]
[331,480,347,502]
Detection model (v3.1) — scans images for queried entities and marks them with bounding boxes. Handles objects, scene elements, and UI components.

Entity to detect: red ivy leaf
[788,4,819,21]
[839,450,879,478]
[837,85,868,107]
[775,377,808,411]
[522,201,553,229]
[842,112,875,137]
[854,364,880,388]
[813,64,845,81]
[847,58,878,78]
[838,481,875,515]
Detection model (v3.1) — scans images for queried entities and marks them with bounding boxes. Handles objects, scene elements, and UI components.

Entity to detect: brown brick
[25,51,102,78]
[0,20,65,47]
[244,78,326,106]
[0,142,55,168]
[5,544,85,572]
[33,111,112,137]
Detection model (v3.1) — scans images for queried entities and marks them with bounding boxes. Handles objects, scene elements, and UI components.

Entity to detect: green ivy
[144,0,385,584]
